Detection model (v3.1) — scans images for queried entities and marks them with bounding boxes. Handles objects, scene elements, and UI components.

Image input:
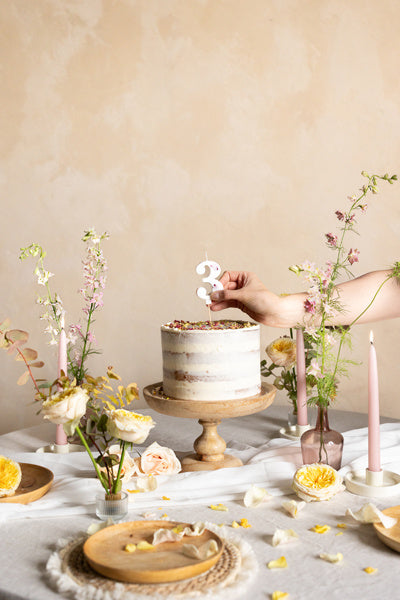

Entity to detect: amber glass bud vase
[300,405,344,470]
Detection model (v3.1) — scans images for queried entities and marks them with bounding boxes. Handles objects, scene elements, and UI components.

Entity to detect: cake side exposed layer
[161,320,261,401]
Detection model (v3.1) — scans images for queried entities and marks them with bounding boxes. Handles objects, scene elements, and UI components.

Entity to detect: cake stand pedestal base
[143,382,276,472]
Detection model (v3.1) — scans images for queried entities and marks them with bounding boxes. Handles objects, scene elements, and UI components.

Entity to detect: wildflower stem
[75,425,109,494]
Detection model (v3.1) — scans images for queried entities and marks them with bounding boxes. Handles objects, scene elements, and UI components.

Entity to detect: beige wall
[1,0,400,434]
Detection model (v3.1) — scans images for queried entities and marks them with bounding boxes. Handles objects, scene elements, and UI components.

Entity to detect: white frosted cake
[161,320,261,401]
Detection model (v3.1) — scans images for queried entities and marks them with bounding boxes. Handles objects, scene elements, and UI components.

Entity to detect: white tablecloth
[0,406,399,600]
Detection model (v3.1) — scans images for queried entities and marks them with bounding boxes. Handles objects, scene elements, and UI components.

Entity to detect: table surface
[0,405,399,600]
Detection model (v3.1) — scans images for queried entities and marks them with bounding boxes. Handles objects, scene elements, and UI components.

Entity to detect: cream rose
[42,387,89,436]
[266,337,296,369]
[107,409,155,443]
[98,444,137,481]
[137,442,181,476]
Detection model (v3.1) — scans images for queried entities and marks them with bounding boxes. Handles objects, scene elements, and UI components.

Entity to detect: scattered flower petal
[181,540,219,560]
[337,523,347,529]
[142,511,157,519]
[364,567,378,574]
[319,552,343,563]
[152,522,206,545]
[136,475,158,492]
[281,500,305,518]
[346,503,397,528]
[267,556,288,569]
[232,521,240,528]
[162,496,170,501]
[210,503,228,511]
[272,529,298,546]
[87,518,114,535]
[311,524,331,534]
[124,543,136,553]
[136,541,154,551]
[240,518,252,528]
[335,532,343,537]
[244,485,271,508]
[272,592,289,600]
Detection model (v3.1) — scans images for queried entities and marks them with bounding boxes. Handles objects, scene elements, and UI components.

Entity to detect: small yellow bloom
[240,518,252,528]
[210,503,228,511]
[124,543,136,552]
[337,523,347,529]
[162,496,170,500]
[272,592,289,600]
[364,567,378,574]
[231,521,240,528]
[267,556,288,569]
[136,540,154,551]
[311,524,331,534]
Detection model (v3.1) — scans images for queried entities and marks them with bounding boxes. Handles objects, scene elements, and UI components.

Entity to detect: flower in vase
[42,387,89,436]
[98,444,137,481]
[266,337,296,369]
[134,442,181,476]
[107,409,155,444]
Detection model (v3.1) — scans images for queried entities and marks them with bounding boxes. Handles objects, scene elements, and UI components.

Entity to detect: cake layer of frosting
[161,320,261,401]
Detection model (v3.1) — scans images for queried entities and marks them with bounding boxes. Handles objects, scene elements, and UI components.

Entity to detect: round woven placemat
[60,536,242,597]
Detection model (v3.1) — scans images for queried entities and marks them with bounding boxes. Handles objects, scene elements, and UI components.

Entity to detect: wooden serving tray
[0,463,53,504]
[374,505,400,552]
[83,520,224,583]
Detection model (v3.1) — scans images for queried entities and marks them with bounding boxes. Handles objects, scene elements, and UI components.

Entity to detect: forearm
[275,270,400,328]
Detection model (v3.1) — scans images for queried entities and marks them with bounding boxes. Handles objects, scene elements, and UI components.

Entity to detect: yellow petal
[335,532,343,537]
[240,518,252,528]
[210,503,228,511]
[337,523,347,529]
[127,489,142,494]
[267,556,288,569]
[319,552,343,563]
[364,567,378,574]
[124,543,136,552]
[311,524,331,534]
[162,496,170,501]
[136,540,154,551]
[231,521,240,528]
[272,592,289,600]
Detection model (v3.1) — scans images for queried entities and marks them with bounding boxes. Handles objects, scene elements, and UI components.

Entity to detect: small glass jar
[95,491,129,522]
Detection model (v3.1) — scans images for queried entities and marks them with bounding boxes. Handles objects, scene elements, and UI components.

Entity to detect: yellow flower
[107,409,155,443]
[266,337,296,369]
[0,456,21,497]
[292,463,344,502]
[267,556,288,569]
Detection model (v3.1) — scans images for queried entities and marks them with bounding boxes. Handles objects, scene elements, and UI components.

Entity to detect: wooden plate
[0,463,54,504]
[373,505,400,552]
[83,520,224,583]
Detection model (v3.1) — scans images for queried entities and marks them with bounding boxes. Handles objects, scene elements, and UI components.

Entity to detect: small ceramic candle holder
[345,468,400,498]
[279,423,311,441]
[36,443,83,454]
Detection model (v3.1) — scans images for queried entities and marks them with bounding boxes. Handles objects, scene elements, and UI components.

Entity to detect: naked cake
[161,320,261,401]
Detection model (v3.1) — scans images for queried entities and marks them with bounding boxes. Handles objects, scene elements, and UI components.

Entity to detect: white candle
[56,313,68,446]
[296,329,308,426]
[196,259,223,305]
[368,330,381,472]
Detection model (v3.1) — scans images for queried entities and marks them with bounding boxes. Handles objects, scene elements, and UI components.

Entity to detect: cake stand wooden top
[143,382,276,420]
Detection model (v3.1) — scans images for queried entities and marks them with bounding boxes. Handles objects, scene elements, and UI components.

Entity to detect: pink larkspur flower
[335,210,345,221]
[348,248,360,265]
[325,233,338,248]
[304,298,317,314]
[308,358,323,379]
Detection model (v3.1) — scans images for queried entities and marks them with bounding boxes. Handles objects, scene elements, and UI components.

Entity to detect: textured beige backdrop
[1,0,400,434]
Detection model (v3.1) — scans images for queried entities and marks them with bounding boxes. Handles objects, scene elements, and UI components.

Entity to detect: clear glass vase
[95,491,129,522]
[300,406,344,470]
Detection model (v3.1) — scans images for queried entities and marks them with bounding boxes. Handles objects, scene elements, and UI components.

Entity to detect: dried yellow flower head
[292,463,344,502]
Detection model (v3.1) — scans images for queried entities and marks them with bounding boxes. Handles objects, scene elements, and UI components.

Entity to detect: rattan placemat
[59,536,241,596]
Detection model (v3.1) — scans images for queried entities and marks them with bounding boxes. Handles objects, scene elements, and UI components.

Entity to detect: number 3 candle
[196,259,223,305]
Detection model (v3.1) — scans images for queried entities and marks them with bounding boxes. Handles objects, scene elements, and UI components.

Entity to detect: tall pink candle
[296,329,308,426]
[368,330,381,472]
[56,315,68,446]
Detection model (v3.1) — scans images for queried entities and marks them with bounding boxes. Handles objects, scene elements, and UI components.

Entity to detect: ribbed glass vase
[300,405,344,470]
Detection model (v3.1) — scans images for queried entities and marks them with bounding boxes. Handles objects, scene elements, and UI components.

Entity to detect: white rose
[266,337,296,369]
[42,387,89,435]
[138,442,181,475]
[98,444,137,481]
[107,409,155,443]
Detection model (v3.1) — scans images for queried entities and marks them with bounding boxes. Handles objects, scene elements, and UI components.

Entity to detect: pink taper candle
[56,313,68,446]
[368,330,381,472]
[296,329,308,426]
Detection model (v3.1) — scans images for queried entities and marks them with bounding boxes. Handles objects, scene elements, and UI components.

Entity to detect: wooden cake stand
[143,382,276,472]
